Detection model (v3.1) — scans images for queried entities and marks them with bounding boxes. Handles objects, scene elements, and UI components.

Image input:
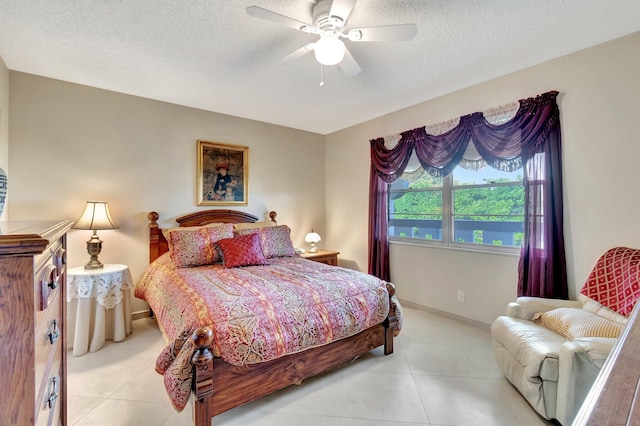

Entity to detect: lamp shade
[72,201,119,230]
[314,35,346,66]
[304,230,321,253]
[305,231,321,244]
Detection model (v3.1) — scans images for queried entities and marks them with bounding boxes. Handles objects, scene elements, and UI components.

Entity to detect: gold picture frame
[197,140,248,206]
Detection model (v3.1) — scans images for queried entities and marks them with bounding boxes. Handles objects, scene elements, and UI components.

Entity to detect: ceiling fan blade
[329,0,358,21]
[348,24,417,42]
[339,48,361,77]
[246,6,310,32]
[276,43,315,64]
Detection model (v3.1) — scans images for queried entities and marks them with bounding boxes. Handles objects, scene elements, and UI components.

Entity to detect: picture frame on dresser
[197,140,248,206]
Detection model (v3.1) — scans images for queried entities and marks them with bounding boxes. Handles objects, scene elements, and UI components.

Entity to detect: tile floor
[68,307,554,425]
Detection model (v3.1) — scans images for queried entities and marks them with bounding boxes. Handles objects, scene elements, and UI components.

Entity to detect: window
[389,164,524,252]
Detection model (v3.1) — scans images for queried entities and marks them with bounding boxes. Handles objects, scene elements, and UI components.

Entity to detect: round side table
[66,264,133,356]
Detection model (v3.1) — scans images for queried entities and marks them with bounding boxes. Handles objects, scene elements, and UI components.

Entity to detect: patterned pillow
[534,307,624,340]
[261,225,296,258]
[235,225,296,258]
[216,233,269,268]
[167,223,234,268]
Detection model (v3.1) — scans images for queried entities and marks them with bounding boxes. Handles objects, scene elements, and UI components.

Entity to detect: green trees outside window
[389,166,524,249]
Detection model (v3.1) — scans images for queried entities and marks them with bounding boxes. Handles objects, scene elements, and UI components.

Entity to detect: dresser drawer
[35,238,65,312]
[35,284,60,333]
[34,241,62,332]
[35,349,62,426]
[35,292,62,406]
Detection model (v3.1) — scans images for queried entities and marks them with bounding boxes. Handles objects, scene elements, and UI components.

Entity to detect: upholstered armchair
[491,247,640,425]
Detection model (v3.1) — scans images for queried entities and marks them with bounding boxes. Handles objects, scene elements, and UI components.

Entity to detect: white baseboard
[398,298,491,330]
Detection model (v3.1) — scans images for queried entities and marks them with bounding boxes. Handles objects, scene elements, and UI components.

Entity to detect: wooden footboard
[190,283,398,425]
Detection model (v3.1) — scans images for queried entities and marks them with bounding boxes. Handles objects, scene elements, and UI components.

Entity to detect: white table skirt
[67,264,133,356]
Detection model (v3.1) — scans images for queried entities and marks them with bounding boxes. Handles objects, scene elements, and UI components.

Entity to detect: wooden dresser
[0,220,73,425]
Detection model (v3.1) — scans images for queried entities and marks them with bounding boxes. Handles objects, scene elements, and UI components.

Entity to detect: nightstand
[299,249,340,266]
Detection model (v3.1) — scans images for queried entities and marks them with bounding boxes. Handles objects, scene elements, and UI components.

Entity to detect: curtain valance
[371,91,559,180]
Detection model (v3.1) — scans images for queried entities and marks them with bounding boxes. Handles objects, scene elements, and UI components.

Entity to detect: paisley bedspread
[135,253,399,411]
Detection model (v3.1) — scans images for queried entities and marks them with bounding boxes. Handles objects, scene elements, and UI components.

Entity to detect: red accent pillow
[216,233,269,268]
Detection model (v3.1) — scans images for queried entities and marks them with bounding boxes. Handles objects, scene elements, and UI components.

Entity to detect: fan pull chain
[319,64,325,87]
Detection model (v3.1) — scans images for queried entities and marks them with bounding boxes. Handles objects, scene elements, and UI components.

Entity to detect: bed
[135,209,401,426]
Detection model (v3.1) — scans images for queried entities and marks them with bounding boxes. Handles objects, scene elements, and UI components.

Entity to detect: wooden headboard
[148,209,277,263]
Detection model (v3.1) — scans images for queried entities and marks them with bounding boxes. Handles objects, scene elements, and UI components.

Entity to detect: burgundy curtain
[368,91,567,299]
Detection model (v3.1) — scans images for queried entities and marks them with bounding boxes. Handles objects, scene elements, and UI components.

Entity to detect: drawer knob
[47,319,60,345]
[41,264,58,290]
[48,276,58,290]
[46,376,59,409]
[40,264,59,310]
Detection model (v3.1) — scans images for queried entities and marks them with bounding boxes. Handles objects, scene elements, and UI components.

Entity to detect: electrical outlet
[457,290,466,303]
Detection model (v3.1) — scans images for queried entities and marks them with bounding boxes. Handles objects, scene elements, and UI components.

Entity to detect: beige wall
[0,56,8,220]
[325,32,640,324]
[8,73,326,313]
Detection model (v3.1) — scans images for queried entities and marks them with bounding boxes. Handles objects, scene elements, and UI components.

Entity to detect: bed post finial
[149,211,164,263]
[269,211,277,224]
[148,211,159,228]
[192,326,214,353]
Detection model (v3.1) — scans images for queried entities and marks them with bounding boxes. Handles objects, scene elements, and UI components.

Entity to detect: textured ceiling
[0,0,639,134]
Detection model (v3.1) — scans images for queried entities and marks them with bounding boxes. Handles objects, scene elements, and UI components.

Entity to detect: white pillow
[578,294,628,325]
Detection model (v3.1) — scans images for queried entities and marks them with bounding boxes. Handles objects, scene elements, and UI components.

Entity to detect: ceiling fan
[246,0,418,77]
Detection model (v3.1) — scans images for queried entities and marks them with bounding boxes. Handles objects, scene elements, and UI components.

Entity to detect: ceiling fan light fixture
[314,34,346,66]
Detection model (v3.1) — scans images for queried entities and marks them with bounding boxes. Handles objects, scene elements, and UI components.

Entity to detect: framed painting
[197,140,248,206]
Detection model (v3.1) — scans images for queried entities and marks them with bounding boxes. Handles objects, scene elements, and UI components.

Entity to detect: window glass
[452,186,524,246]
[389,165,524,251]
[390,176,442,241]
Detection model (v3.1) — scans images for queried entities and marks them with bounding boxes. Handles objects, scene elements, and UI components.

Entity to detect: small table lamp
[304,230,321,253]
[72,201,119,270]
